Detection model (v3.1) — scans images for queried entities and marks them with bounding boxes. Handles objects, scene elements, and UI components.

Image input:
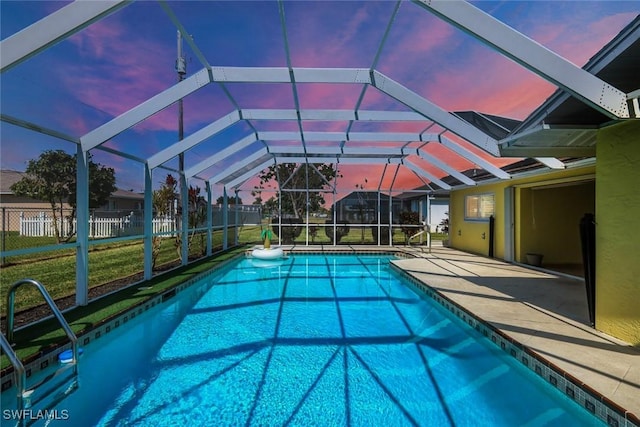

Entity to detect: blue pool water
[3,254,603,426]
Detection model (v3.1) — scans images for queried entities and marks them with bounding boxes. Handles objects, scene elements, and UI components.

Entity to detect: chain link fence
[0,206,262,255]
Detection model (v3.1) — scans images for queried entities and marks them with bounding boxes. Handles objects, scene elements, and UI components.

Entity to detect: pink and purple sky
[1,1,638,201]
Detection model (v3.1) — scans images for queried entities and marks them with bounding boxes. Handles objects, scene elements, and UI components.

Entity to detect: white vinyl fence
[19,212,176,238]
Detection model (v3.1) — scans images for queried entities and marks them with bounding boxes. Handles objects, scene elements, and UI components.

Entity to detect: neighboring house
[332,191,394,223]
[0,169,143,211]
[0,169,144,232]
[99,189,144,216]
[0,169,56,211]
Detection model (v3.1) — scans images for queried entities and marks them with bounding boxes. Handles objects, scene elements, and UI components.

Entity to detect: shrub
[399,211,420,244]
[370,221,391,245]
[272,217,304,244]
[324,219,350,244]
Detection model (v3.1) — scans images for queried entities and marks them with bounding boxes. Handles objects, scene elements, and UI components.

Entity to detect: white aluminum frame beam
[335,158,403,165]
[257,131,437,143]
[535,158,565,169]
[269,146,406,157]
[208,148,269,185]
[1,114,79,144]
[0,0,131,72]
[224,159,275,189]
[412,0,629,119]
[439,134,511,180]
[403,159,452,190]
[184,134,258,179]
[416,149,477,186]
[269,156,403,165]
[241,109,427,121]
[273,156,330,164]
[210,67,372,84]
[148,111,240,169]
[81,68,211,151]
[371,70,500,156]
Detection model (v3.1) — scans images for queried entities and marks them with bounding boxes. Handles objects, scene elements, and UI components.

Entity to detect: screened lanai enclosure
[1,0,636,307]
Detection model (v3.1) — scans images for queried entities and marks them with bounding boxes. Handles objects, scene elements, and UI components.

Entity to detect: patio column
[75,146,89,306]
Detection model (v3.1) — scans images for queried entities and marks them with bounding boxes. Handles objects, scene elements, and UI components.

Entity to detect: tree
[175,185,207,260]
[151,175,207,265]
[257,163,339,218]
[216,195,243,205]
[11,150,116,243]
[439,213,449,234]
[151,174,178,270]
[399,211,420,244]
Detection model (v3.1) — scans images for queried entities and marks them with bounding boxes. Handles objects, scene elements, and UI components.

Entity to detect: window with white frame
[465,193,495,220]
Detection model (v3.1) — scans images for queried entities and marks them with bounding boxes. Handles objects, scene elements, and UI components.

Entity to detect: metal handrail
[5,279,80,377]
[0,332,26,413]
[3,279,80,425]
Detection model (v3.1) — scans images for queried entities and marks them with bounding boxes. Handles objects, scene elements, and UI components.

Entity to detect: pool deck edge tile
[389,246,640,425]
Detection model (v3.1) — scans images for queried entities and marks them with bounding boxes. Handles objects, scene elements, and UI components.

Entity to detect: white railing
[19,212,176,238]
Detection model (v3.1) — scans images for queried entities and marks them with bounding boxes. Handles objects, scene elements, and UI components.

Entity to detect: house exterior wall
[517,182,594,264]
[450,181,506,257]
[450,166,596,262]
[595,120,640,345]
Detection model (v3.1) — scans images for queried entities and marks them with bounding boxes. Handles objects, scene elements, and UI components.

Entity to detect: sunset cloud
[1,1,637,196]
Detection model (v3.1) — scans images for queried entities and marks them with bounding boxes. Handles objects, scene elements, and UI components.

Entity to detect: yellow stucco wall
[450,182,505,257]
[450,165,595,262]
[595,120,640,345]
[517,182,594,264]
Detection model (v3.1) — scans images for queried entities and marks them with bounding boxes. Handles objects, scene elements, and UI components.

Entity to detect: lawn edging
[1,246,247,377]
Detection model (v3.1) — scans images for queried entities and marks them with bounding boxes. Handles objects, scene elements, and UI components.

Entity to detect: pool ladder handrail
[408,224,431,251]
[4,279,80,419]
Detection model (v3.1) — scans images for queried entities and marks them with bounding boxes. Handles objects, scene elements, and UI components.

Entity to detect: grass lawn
[0,226,264,313]
[0,222,441,313]
[1,246,247,370]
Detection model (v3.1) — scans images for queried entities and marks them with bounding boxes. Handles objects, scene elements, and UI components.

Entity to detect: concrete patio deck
[283,244,639,423]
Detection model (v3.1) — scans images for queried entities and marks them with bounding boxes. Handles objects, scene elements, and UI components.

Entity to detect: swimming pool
[2,254,603,426]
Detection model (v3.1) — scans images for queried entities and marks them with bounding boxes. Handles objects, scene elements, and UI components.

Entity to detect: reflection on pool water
[2,254,603,426]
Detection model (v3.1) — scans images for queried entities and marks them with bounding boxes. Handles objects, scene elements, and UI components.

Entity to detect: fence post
[39,211,46,237]
[1,208,6,265]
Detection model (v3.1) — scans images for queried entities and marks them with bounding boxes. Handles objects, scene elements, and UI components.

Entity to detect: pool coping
[2,247,637,427]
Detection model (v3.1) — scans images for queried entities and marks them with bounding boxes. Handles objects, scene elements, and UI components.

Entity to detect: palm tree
[261,229,273,249]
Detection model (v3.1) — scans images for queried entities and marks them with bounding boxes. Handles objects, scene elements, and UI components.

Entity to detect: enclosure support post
[234,190,240,246]
[305,165,309,246]
[1,207,6,265]
[419,197,425,245]
[206,181,212,256]
[222,188,228,250]
[179,172,188,266]
[332,194,337,246]
[143,164,153,280]
[278,190,282,246]
[388,194,393,246]
[75,146,89,306]
[377,192,381,246]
